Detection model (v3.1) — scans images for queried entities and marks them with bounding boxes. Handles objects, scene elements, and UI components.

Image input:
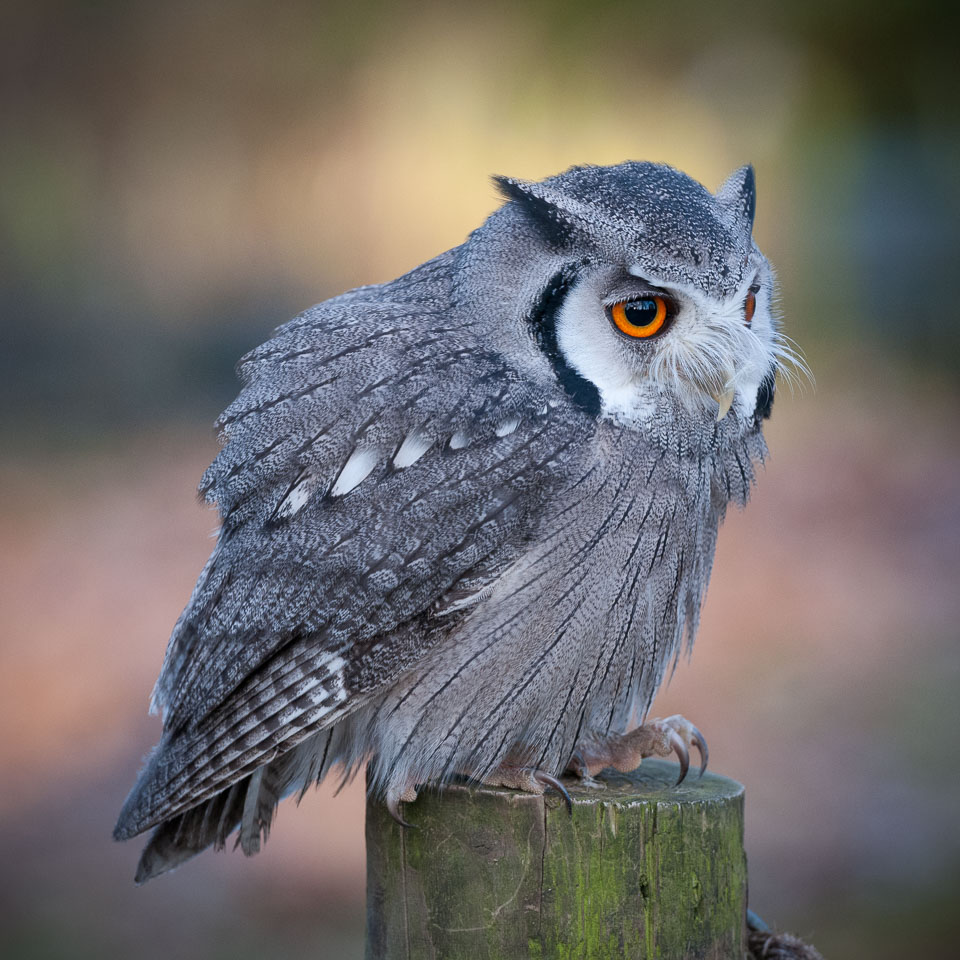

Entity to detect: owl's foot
[481,765,573,814]
[385,781,419,828]
[567,714,708,786]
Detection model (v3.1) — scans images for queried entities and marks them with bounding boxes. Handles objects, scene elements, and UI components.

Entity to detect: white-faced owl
[115,161,797,882]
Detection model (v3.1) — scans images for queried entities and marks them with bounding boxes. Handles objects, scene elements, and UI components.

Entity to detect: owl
[115,161,795,883]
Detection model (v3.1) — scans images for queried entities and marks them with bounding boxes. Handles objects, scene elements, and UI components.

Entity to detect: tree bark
[365,758,747,959]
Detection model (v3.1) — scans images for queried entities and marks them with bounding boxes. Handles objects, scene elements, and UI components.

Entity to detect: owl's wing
[117,258,589,838]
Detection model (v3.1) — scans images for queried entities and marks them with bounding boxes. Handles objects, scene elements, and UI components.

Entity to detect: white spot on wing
[331,448,380,496]
[265,652,350,740]
[495,417,520,437]
[393,430,434,468]
[449,430,471,449]
[275,471,321,519]
[315,651,348,706]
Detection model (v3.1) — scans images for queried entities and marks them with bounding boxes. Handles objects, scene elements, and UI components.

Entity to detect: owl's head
[463,162,802,435]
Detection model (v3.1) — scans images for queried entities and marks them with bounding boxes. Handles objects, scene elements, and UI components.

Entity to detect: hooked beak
[708,371,736,421]
[711,386,735,421]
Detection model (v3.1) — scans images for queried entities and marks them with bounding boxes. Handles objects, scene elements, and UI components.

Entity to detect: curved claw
[668,729,690,785]
[386,794,416,829]
[690,725,709,777]
[533,770,573,816]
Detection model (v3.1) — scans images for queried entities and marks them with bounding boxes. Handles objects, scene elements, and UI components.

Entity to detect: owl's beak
[710,385,736,421]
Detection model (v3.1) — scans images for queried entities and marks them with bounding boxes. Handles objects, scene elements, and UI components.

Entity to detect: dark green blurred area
[2,2,959,959]
[2,0,959,448]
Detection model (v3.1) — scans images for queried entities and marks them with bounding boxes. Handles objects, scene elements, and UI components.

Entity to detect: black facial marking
[527,268,602,418]
[753,371,775,422]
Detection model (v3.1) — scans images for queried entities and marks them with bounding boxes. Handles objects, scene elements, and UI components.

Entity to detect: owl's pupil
[624,300,658,326]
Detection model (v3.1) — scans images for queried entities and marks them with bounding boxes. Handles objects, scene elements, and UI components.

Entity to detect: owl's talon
[569,713,708,786]
[691,725,709,776]
[386,796,414,828]
[476,765,572,814]
[533,770,573,815]
[386,783,419,828]
[386,795,416,828]
[669,729,690,784]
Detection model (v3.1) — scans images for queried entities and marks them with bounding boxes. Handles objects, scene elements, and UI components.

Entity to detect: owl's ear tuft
[493,175,578,249]
[715,164,756,235]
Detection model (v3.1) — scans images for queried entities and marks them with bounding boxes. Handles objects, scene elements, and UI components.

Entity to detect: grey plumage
[115,160,792,882]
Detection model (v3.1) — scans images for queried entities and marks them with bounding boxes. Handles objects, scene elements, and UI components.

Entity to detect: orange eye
[744,289,758,327]
[610,296,669,339]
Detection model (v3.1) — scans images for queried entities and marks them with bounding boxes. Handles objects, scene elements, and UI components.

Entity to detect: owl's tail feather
[133,760,286,884]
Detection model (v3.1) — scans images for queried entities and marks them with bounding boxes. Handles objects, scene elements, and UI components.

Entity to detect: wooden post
[365,759,747,959]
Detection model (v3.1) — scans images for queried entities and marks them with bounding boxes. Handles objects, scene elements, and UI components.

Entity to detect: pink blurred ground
[1,377,958,958]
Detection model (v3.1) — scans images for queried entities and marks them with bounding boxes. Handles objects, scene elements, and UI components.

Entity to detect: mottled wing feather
[117,255,589,839]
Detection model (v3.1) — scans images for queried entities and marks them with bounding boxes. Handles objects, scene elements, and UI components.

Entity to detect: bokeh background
[2,1,958,957]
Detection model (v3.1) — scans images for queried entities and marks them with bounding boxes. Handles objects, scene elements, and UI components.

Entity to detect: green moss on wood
[366,759,747,959]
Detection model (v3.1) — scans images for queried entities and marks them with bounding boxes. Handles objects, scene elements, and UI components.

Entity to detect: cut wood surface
[365,758,747,959]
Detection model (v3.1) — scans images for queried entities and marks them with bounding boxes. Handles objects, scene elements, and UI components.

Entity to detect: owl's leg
[479,766,573,814]
[567,715,708,786]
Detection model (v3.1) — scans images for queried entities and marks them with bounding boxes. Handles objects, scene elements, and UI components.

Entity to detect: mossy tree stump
[365,759,747,959]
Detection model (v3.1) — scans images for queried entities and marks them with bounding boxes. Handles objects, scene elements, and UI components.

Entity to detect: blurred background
[2,1,958,957]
